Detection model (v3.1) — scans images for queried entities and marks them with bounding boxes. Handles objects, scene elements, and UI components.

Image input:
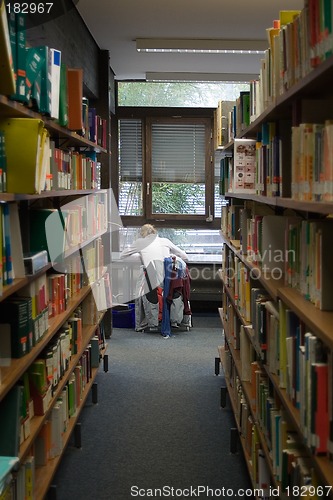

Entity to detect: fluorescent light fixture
[146,72,259,83]
[136,38,267,54]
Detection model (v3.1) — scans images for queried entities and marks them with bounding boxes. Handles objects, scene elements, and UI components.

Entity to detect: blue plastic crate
[112,303,135,328]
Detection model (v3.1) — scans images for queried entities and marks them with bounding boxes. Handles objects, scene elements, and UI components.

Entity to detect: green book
[0,385,23,457]
[35,46,52,115]
[25,47,45,104]
[10,13,26,103]
[0,298,31,357]
[28,359,48,395]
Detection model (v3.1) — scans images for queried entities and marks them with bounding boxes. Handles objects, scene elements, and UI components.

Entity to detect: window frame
[116,107,220,230]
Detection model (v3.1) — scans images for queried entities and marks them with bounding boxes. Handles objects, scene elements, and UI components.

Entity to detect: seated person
[120,224,188,333]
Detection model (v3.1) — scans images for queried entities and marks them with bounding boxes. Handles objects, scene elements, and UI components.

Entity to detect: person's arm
[165,239,188,262]
[119,242,139,259]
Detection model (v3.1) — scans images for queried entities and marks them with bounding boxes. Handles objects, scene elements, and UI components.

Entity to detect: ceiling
[76,0,304,82]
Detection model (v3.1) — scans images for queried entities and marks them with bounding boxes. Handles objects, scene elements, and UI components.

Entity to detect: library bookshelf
[216,6,333,499]
[0,68,110,500]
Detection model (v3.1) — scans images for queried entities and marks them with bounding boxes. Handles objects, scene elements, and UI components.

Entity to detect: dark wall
[26,1,100,99]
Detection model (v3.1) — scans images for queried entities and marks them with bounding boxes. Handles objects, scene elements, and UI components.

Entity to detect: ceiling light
[136,38,267,55]
[146,72,259,83]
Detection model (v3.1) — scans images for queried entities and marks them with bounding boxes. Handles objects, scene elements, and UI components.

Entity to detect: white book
[50,49,61,119]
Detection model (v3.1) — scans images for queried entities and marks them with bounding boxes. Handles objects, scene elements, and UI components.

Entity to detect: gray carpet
[53,313,253,499]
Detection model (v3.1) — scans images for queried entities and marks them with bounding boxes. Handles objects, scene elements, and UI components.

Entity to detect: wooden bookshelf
[0,4,113,498]
[217,11,333,492]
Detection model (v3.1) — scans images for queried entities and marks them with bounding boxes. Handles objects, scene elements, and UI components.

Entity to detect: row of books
[0,195,108,292]
[285,218,333,311]
[28,192,108,262]
[0,118,102,195]
[0,335,102,499]
[222,276,333,461]
[219,124,287,198]
[222,209,288,274]
[0,260,109,366]
[222,201,333,311]
[250,5,333,124]
[221,347,271,494]
[222,341,319,493]
[291,120,333,202]
[0,6,107,147]
[1,310,104,448]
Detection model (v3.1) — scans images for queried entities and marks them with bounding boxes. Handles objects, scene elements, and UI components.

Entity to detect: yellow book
[280,10,301,26]
[0,1,15,95]
[36,127,50,194]
[0,118,45,193]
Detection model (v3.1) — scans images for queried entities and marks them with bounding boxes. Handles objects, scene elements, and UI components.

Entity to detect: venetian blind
[151,122,206,183]
[119,119,142,181]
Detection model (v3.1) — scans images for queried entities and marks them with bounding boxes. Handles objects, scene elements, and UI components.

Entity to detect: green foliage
[152,182,205,214]
[118,82,249,108]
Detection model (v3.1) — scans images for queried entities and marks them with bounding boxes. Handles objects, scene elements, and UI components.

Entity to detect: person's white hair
[140,224,157,238]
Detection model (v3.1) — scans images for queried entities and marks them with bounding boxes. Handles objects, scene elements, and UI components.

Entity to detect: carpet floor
[53,313,253,500]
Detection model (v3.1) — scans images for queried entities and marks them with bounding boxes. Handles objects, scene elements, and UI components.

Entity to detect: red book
[312,362,329,454]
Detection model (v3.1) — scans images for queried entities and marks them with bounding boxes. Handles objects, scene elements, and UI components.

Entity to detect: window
[117,81,250,107]
[118,112,214,224]
[150,119,208,216]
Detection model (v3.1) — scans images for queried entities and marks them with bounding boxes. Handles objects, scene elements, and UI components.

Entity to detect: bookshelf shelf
[16,188,107,201]
[220,232,284,300]
[0,264,53,302]
[225,194,333,215]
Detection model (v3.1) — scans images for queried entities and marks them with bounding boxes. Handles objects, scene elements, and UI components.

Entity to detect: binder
[0,1,15,95]
[67,68,83,131]
[0,117,46,193]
